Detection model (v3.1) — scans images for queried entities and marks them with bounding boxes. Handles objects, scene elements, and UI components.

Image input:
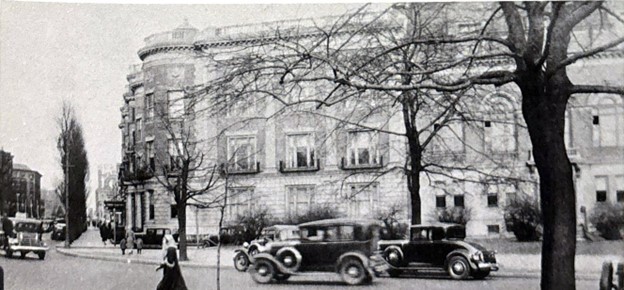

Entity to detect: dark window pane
[487,225,500,234]
[436,196,446,208]
[358,148,370,165]
[149,205,154,220]
[593,116,600,125]
[171,205,178,218]
[484,121,491,128]
[454,195,465,207]
[487,194,498,207]
[617,191,624,202]
[596,190,607,202]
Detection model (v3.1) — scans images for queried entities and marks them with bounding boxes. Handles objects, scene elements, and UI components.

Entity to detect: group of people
[120,231,143,255]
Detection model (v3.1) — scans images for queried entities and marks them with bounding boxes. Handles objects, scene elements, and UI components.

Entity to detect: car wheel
[472,270,490,279]
[447,256,470,280]
[6,249,13,258]
[384,248,403,267]
[273,273,291,282]
[233,252,250,272]
[251,259,274,284]
[340,258,367,285]
[248,247,259,256]
[20,251,26,259]
[276,249,301,272]
[38,252,46,260]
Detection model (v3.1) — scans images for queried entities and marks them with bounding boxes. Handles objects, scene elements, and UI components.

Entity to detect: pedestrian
[156,234,187,290]
[99,223,108,246]
[136,237,143,254]
[126,231,135,255]
[1,213,14,250]
[120,238,127,255]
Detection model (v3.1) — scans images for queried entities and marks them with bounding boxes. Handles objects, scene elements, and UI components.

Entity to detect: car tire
[340,258,368,285]
[384,248,404,267]
[251,259,274,284]
[233,252,250,272]
[20,251,26,259]
[447,256,470,280]
[273,273,291,282]
[38,252,46,260]
[6,249,13,258]
[276,248,301,272]
[472,270,490,279]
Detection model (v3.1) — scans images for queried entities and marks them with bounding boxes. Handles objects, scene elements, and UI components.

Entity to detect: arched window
[483,93,517,153]
[592,96,624,147]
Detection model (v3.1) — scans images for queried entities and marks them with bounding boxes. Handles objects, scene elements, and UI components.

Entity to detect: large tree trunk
[520,72,576,290]
[177,200,188,261]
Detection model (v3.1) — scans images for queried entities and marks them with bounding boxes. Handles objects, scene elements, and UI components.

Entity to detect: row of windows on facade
[594,175,624,203]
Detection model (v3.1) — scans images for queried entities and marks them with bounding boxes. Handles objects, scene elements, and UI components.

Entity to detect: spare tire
[276,247,302,272]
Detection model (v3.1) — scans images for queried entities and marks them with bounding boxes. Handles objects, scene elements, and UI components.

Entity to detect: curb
[55,246,235,270]
[492,271,600,281]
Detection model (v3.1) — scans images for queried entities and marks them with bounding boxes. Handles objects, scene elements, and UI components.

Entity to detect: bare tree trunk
[520,73,576,290]
[177,201,188,261]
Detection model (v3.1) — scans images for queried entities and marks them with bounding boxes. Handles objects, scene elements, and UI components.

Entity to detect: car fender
[234,249,254,263]
[253,253,296,275]
[275,246,302,272]
[383,245,404,263]
[336,252,373,276]
[445,249,478,270]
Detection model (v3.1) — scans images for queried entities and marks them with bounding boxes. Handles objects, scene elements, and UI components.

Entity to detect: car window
[156,229,164,235]
[302,228,324,241]
[338,226,355,240]
[411,228,429,241]
[324,227,339,241]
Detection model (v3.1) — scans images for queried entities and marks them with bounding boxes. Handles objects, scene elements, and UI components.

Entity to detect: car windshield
[15,222,41,233]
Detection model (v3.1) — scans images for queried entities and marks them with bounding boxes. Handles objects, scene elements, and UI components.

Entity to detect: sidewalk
[57,228,617,279]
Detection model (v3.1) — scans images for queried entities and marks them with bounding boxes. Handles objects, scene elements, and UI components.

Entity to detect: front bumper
[8,245,49,252]
[476,262,499,272]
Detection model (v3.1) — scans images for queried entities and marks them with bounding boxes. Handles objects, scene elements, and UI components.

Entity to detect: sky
[0,1,372,208]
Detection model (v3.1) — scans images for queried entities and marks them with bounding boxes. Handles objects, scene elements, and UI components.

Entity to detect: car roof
[410,223,465,229]
[264,225,298,231]
[298,218,382,228]
[9,218,42,224]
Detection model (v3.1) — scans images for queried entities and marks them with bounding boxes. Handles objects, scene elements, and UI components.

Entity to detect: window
[487,225,500,234]
[137,119,143,141]
[146,141,155,171]
[225,94,264,117]
[436,195,446,208]
[347,131,379,166]
[148,191,154,220]
[286,133,315,168]
[168,139,183,170]
[286,185,314,218]
[595,176,608,202]
[592,97,624,147]
[227,136,256,171]
[616,176,624,203]
[146,94,155,120]
[227,187,254,220]
[485,117,516,152]
[487,194,498,207]
[170,204,178,218]
[454,195,465,208]
[347,183,379,218]
[168,91,185,119]
[431,122,464,153]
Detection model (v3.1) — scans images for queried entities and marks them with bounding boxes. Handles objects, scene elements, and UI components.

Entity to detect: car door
[405,228,435,266]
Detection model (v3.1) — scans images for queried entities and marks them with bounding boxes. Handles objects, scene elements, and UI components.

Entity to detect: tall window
[286,133,315,168]
[616,176,624,203]
[286,185,315,217]
[146,94,155,120]
[347,131,379,166]
[137,119,143,141]
[168,91,185,119]
[148,191,154,220]
[146,141,155,171]
[227,136,256,171]
[595,176,608,202]
[168,139,183,170]
[227,187,254,220]
[431,122,464,153]
[347,183,379,218]
[592,97,624,147]
[484,115,516,152]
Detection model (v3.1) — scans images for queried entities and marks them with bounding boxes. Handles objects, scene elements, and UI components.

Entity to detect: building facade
[12,163,43,218]
[0,150,14,215]
[119,8,624,238]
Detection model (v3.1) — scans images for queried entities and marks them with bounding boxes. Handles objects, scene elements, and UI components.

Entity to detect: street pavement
[0,227,615,290]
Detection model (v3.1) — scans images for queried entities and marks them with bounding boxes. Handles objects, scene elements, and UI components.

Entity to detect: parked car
[249,218,387,285]
[51,219,66,241]
[378,223,498,279]
[0,218,49,260]
[135,227,174,249]
[233,225,300,272]
[41,219,55,233]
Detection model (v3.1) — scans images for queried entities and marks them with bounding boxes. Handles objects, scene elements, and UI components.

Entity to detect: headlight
[8,237,18,245]
[471,251,484,261]
[242,242,249,248]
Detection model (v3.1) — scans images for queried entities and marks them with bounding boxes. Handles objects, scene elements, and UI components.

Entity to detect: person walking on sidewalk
[136,237,143,254]
[99,223,108,246]
[156,234,187,290]
[120,238,127,255]
[126,231,135,255]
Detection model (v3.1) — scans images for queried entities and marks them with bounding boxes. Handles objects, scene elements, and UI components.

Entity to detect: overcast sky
[0,1,372,208]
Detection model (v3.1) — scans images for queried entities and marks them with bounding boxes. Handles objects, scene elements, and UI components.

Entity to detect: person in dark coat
[99,223,108,245]
[120,238,127,255]
[156,234,187,290]
[2,213,13,250]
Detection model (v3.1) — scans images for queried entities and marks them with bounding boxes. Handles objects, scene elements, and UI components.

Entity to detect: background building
[0,149,14,215]
[119,8,624,238]
[12,163,43,218]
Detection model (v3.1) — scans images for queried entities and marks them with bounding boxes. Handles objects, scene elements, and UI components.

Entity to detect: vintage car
[135,227,174,249]
[51,219,66,241]
[378,223,498,279]
[0,218,49,260]
[233,225,300,272]
[249,218,388,285]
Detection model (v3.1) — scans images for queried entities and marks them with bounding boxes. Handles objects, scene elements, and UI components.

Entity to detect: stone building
[94,164,121,221]
[119,7,624,238]
[12,163,43,218]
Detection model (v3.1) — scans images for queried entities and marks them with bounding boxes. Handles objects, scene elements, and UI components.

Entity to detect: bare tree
[208,3,624,288]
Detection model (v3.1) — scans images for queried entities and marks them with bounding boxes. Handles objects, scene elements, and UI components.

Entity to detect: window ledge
[339,156,384,170]
[279,160,320,173]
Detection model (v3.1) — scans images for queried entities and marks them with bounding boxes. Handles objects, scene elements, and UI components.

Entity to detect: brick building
[119,8,624,238]
[12,163,43,218]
